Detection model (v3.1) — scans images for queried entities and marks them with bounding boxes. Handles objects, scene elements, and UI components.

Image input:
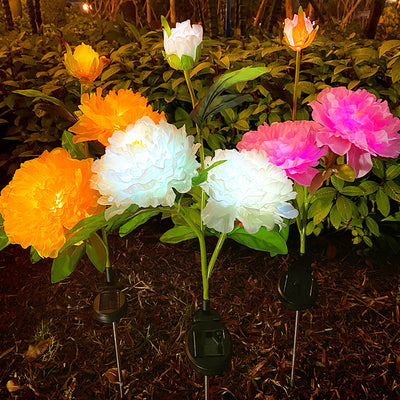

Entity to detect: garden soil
[0,215,400,399]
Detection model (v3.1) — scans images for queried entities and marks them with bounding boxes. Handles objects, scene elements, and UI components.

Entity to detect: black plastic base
[93,289,127,323]
[185,303,232,376]
[278,255,318,311]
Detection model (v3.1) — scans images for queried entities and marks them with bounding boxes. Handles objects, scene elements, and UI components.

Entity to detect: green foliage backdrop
[0,9,400,254]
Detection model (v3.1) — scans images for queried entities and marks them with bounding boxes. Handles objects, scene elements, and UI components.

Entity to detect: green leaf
[334,164,355,182]
[101,64,122,81]
[390,58,400,83]
[384,180,400,202]
[336,195,353,221]
[51,244,85,283]
[340,186,364,196]
[329,204,342,229]
[358,198,369,217]
[60,205,139,253]
[191,66,270,127]
[359,180,379,195]
[228,225,288,255]
[372,158,385,179]
[363,236,373,247]
[331,175,344,191]
[86,232,108,272]
[161,15,171,37]
[192,160,226,186]
[180,54,195,71]
[309,198,332,225]
[119,210,160,237]
[312,187,337,202]
[0,214,9,251]
[365,216,380,237]
[62,130,87,160]
[376,187,390,217]
[205,93,252,121]
[378,40,400,57]
[386,164,400,180]
[160,225,197,243]
[13,89,63,106]
[30,247,42,264]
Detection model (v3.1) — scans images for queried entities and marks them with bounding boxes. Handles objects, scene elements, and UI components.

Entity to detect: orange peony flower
[283,7,318,52]
[69,88,166,146]
[0,148,104,258]
[63,41,109,84]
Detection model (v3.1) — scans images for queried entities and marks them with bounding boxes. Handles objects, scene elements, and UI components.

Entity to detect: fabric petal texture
[69,88,165,146]
[91,117,200,213]
[237,120,326,186]
[163,20,203,70]
[63,42,108,84]
[200,149,298,234]
[0,148,104,258]
[309,87,400,177]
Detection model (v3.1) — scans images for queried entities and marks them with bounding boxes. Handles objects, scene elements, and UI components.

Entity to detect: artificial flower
[0,148,104,258]
[200,149,299,234]
[237,120,326,186]
[283,7,318,52]
[163,19,203,71]
[63,41,109,84]
[91,117,200,215]
[69,88,165,146]
[309,87,400,177]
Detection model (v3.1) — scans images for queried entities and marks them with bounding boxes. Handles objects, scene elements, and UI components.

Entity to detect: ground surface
[0,216,400,400]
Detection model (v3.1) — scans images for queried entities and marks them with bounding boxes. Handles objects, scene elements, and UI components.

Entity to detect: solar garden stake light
[277,256,318,387]
[93,266,127,398]
[185,299,232,400]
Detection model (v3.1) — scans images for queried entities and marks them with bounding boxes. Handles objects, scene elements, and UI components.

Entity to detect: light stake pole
[93,266,127,399]
[277,256,318,387]
[112,321,124,398]
[290,310,299,387]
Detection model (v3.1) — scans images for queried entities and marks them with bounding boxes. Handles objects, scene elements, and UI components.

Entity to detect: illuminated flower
[237,120,326,186]
[283,7,318,52]
[309,87,400,177]
[91,117,200,214]
[63,41,109,84]
[200,149,298,234]
[163,19,203,70]
[0,148,104,258]
[69,88,165,146]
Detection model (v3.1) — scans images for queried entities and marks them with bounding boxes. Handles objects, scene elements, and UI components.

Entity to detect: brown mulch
[0,216,400,400]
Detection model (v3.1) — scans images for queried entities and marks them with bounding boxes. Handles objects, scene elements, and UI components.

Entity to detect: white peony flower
[163,19,203,71]
[200,149,299,234]
[91,117,200,214]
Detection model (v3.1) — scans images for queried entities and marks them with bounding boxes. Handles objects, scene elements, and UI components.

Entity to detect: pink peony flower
[309,87,400,178]
[237,120,326,186]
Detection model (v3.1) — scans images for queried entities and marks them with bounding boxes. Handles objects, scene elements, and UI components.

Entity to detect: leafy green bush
[1,13,400,253]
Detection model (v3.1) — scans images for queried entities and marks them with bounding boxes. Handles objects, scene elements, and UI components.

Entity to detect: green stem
[292,49,301,121]
[183,69,206,235]
[207,233,227,280]
[299,185,309,255]
[183,69,205,170]
[178,207,209,300]
[101,228,111,269]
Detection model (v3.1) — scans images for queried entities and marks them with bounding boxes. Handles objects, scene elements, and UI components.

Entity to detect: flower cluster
[283,7,318,52]
[237,120,326,186]
[91,117,200,214]
[163,19,203,71]
[70,88,165,146]
[200,149,299,234]
[309,87,400,178]
[0,148,104,258]
[63,41,109,85]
